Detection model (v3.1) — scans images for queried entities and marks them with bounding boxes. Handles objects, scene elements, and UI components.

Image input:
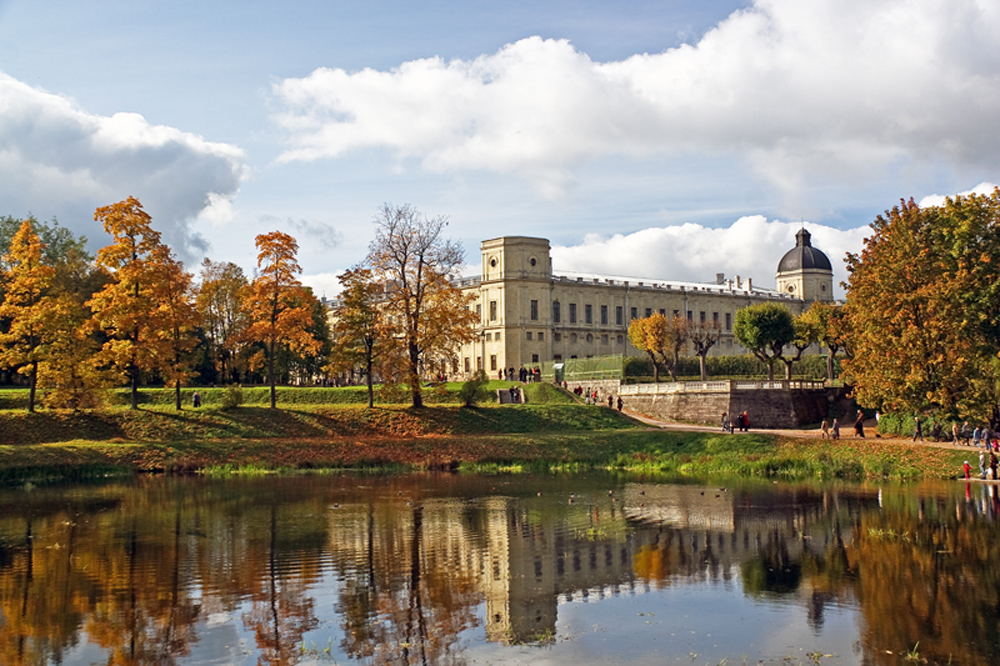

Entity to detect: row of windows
[484,297,732,331]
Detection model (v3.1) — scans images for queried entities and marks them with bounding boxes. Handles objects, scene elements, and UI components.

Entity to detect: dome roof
[777,228,832,273]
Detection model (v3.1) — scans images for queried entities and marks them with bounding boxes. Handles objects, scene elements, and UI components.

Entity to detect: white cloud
[918,181,998,208]
[300,271,342,301]
[273,0,1000,201]
[0,72,248,261]
[549,216,868,298]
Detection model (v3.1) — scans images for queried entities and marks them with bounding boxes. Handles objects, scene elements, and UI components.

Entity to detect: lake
[0,471,997,665]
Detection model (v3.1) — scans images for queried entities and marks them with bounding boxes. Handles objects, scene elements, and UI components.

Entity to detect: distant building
[454,233,834,377]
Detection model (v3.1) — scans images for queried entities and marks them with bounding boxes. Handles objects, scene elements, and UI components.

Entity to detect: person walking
[854,411,865,438]
[912,416,923,442]
[821,419,829,439]
[953,421,960,444]
[831,418,840,440]
[962,421,971,446]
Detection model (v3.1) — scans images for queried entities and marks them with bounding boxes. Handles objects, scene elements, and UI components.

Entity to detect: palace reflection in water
[2,473,1000,665]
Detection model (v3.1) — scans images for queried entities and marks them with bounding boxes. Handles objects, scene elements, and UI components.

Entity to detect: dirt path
[620,409,985,452]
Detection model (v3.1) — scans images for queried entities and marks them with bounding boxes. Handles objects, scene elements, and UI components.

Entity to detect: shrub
[220,384,244,410]
[458,370,492,407]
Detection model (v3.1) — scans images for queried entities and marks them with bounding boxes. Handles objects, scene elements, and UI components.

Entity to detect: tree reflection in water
[0,475,999,665]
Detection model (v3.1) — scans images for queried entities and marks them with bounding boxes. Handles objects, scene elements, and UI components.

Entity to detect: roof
[777,228,832,273]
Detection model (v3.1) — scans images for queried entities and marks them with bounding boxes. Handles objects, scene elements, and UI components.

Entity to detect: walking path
[620,408,983,452]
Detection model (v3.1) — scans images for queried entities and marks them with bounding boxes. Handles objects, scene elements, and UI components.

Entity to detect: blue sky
[1,0,997,297]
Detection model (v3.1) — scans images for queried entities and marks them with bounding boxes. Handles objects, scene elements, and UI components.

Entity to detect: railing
[619,380,826,395]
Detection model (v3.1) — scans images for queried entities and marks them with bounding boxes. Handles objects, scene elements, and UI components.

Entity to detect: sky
[1,0,998,299]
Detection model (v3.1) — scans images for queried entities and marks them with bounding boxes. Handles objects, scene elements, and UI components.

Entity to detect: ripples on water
[1,473,999,665]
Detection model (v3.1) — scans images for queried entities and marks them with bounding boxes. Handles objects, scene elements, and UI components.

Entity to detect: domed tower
[775,228,834,302]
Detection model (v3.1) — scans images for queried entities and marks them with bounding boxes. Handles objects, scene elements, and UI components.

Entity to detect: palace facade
[454,229,834,377]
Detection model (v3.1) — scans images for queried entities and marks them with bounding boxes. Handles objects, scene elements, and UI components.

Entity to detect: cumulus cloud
[549,217,869,298]
[0,72,248,261]
[273,0,1000,200]
[918,181,999,208]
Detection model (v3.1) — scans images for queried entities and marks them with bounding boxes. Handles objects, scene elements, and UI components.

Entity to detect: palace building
[453,230,834,377]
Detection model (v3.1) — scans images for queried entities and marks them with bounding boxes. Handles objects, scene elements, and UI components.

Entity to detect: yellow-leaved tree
[0,219,57,411]
[155,255,200,409]
[87,197,187,409]
[243,231,321,408]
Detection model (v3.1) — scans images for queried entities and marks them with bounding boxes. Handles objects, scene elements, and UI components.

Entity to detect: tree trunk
[175,379,182,410]
[28,360,37,413]
[699,353,708,381]
[826,347,836,382]
[365,354,374,409]
[766,360,775,381]
[130,361,139,409]
[268,339,277,408]
[409,339,423,408]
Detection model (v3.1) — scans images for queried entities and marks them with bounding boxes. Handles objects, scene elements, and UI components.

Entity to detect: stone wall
[619,380,848,429]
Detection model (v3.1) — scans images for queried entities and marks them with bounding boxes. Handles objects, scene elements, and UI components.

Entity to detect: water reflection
[0,474,998,665]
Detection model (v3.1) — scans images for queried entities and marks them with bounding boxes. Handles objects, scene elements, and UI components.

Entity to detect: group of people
[951,421,1000,449]
[965,449,1000,480]
[721,411,751,433]
[500,366,540,383]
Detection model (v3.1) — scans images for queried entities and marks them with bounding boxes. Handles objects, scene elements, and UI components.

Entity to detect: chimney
[716,273,725,285]
[747,278,753,291]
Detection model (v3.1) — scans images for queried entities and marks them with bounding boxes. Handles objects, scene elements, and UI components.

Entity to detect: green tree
[243,231,321,408]
[733,302,796,381]
[365,204,477,408]
[842,191,1000,416]
[329,267,384,408]
[779,314,820,380]
[800,301,847,382]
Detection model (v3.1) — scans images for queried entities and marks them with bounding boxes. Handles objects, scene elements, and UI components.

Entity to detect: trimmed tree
[733,302,796,381]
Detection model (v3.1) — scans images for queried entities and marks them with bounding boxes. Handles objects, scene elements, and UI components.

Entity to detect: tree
[779,314,820,380]
[88,197,178,409]
[689,319,722,381]
[0,219,57,411]
[365,204,477,408]
[329,267,385,408]
[243,231,321,408]
[733,303,796,381]
[842,192,1000,416]
[196,259,251,384]
[800,301,847,382]
[154,255,200,410]
[627,313,689,382]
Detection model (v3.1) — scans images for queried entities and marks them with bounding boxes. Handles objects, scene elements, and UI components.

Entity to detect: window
[530,299,539,321]
[485,332,491,341]
[489,300,497,321]
[725,312,732,330]
[586,333,593,343]
[616,335,624,344]
[700,311,706,323]
[526,331,533,341]
[464,357,470,372]
[490,355,497,371]
[476,356,482,370]
[569,303,577,323]
[495,332,501,341]
[554,332,562,342]
[600,305,608,324]
[531,354,539,363]
[644,308,652,318]
[476,303,482,317]
[630,307,638,320]
[537,332,544,341]
[659,308,665,315]
[552,300,561,323]
[673,309,679,318]
[570,333,578,343]
[554,354,563,361]
[601,334,608,344]
[615,306,623,325]
[687,310,693,321]
[585,304,593,324]
[713,312,719,324]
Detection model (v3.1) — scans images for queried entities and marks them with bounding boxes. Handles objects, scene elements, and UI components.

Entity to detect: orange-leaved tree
[365,204,477,408]
[154,254,200,409]
[0,219,57,411]
[196,259,251,384]
[87,197,178,409]
[329,267,386,408]
[243,231,321,408]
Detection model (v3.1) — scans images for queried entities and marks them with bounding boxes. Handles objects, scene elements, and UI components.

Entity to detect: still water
[0,471,998,666]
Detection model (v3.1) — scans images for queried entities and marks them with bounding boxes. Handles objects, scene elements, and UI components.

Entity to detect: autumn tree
[733,302,796,381]
[689,319,722,381]
[329,267,385,408]
[197,259,251,383]
[243,231,321,408]
[842,191,1000,417]
[627,313,689,382]
[364,204,477,408]
[800,301,847,382]
[88,197,180,409]
[0,219,57,411]
[779,314,820,380]
[154,255,200,410]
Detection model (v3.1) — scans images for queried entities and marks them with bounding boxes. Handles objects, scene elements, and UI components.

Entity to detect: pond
[0,471,998,665]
